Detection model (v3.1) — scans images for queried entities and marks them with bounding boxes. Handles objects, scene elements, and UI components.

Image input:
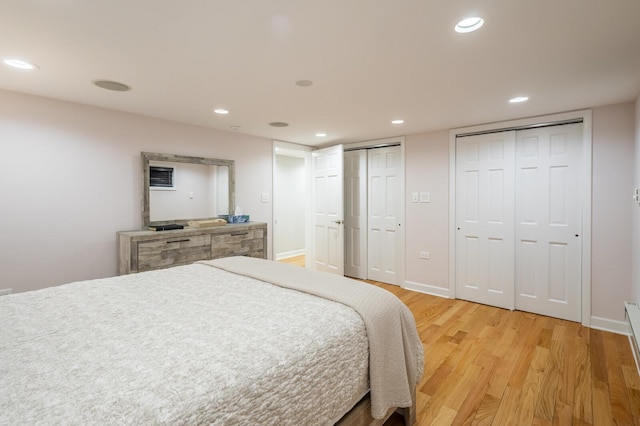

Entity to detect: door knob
[333,220,344,225]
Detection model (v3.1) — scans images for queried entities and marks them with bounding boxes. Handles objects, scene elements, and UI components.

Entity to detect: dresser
[117,222,267,275]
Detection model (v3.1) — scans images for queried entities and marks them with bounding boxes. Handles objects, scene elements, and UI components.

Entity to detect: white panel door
[311,145,344,275]
[455,132,516,309]
[344,150,367,279]
[515,124,582,321]
[368,145,402,285]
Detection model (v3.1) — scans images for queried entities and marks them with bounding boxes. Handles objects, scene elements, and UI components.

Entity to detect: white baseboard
[275,249,305,261]
[402,280,452,299]
[590,315,629,335]
[399,283,629,336]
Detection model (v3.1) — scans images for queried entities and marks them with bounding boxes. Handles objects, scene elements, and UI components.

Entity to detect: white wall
[2,88,637,328]
[0,89,272,293]
[404,130,450,295]
[274,154,306,259]
[591,102,635,321]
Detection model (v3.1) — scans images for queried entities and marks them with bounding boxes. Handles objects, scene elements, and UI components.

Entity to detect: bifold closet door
[514,124,582,322]
[455,132,516,310]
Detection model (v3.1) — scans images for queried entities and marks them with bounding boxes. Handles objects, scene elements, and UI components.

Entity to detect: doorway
[272,141,312,264]
[344,143,405,286]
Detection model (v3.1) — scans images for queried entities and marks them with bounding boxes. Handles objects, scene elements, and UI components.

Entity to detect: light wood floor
[279,255,640,425]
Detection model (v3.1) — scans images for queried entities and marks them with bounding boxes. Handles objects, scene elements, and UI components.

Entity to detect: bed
[0,256,423,425]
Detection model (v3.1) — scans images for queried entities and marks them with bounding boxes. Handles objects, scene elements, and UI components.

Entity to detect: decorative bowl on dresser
[117,222,267,275]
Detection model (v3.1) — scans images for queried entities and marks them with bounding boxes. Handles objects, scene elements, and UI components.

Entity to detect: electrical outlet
[0,288,12,296]
[419,251,430,260]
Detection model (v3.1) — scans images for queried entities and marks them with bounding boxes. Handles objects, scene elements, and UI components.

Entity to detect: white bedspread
[0,263,369,425]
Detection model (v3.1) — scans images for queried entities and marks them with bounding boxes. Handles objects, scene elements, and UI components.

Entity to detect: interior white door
[344,150,367,279]
[311,145,344,275]
[515,124,582,321]
[455,131,516,309]
[367,145,402,285]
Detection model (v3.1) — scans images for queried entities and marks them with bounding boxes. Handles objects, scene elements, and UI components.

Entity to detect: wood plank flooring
[278,255,640,425]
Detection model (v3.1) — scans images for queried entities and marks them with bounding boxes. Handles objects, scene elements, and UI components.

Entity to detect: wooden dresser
[117,222,267,275]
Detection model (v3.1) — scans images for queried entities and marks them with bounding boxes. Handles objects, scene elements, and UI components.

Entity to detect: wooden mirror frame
[141,152,235,228]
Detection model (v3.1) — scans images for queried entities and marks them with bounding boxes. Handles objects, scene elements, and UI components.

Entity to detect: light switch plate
[420,192,430,203]
[412,192,419,203]
[261,192,270,203]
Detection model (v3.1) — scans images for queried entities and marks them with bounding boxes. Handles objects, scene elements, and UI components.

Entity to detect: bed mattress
[0,263,370,425]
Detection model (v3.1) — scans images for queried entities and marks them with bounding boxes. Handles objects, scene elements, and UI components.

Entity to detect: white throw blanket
[201,257,425,420]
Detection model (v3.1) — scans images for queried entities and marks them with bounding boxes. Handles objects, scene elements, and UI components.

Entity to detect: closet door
[455,132,516,309]
[344,150,367,279]
[368,145,402,285]
[515,124,582,321]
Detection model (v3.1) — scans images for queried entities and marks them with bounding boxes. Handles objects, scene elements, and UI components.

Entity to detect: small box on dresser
[117,222,267,275]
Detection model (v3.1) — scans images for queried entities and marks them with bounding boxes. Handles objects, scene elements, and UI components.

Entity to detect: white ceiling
[1,1,639,147]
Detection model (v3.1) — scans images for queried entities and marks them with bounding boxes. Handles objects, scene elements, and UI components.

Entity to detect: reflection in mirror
[149,161,229,221]
[142,152,235,228]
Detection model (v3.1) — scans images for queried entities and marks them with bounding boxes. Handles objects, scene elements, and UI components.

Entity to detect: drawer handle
[231,232,248,236]
[166,239,190,244]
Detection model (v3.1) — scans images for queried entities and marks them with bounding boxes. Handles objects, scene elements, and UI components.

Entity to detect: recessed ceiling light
[214,108,229,115]
[391,119,405,124]
[509,96,529,103]
[269,122,289,127]
[455,17,484,33]
[296,80,313,87]
[3,58,39,70]
[93,80,131,91]
[315,133,327,137]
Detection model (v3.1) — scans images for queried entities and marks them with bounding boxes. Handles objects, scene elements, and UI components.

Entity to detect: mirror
[141,152,235,228]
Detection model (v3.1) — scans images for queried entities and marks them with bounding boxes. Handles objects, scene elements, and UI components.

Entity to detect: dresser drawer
[137,234,212,272]
[118,223,267,275]
[211,229,264,259]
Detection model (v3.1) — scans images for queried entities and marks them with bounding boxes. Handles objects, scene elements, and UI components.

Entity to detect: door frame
[345,137,405,286]
[448,110,593,327]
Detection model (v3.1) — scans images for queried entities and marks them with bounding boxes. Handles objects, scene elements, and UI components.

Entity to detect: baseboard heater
[624,301,640,375]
